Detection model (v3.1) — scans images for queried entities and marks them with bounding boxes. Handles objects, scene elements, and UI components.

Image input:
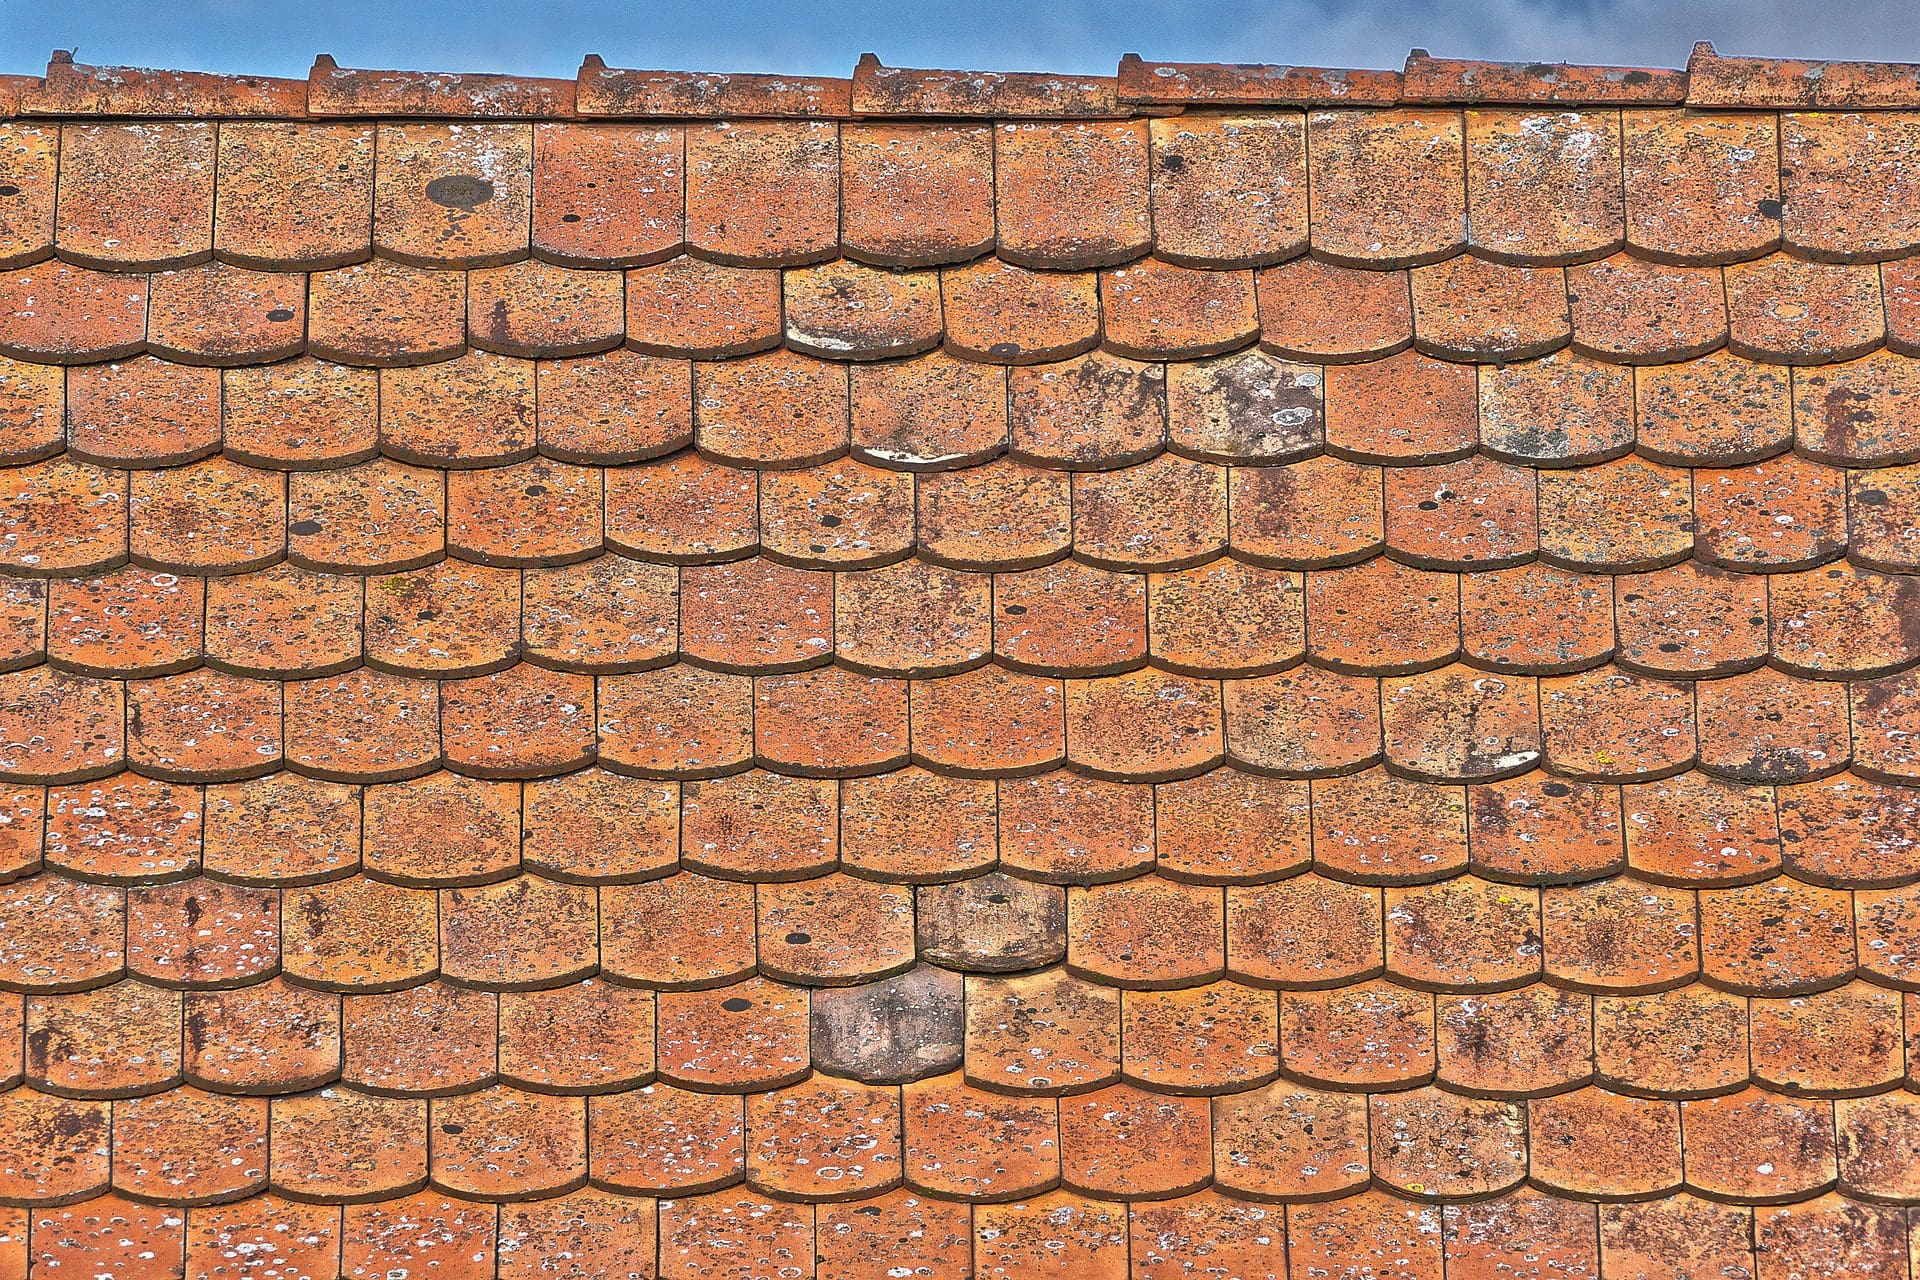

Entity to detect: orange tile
[341,1194,493,1280]
[1600,1196,1755,1280]
[430,1086,585,1199]
[124,878,279,988]
[745,1076,902,1200]
[1229,454,1384,567]
[1838,1093,1920,1199]
[1058,1082,1209,1199]
[1073,454,1228,571]
[1850,463,1920,572]
[1754,1195,1910,1280]
[817,1191,970,1280]
[1150,114,1306,267]
[146,260,305,366]
[1010,351,1167,469]
[1312,767,1469,883]
[498,1189,659,1280]
[1382,455,1538,570]
[1435,984,1592,1095]
[343,983,493,1096]
[1780,111,1920,262]
[1255,257,1411,363]
[1855,672,1920,783]
[0,1090,110,1202]
[268,1088,426,1200]
[1369,1085,1527,1199]
[288,458,445,573]
[1637,351,1793,466]
[1286,1192,1445,1280]
[1531,1087,1682,1198]
[307,257,466,367]
[1308,109,1466,267]
[1306,558,1460,674]
[974,1192,1127,1280]
[44,775,200,882]
[917,457,1071,570]
[0,355,62,464]
[999,771,1155,883]
[1772,562,1920,678]
[840,768,997,882]
[467,258,623,358]
[996,121,1149,269]
[128,456,284,576]
[590,1083,743,1194]
[206,562,363,678]
[1622,109,1779,264]
[759,457,914,568]
[185,1196,340,1280]
[1624,772,1779,884]
[1466,108,1624,263]
[373,122,531,267]
[281,876,439,993]
[1382,664,1542,782]
[1384,877,1541,990]
[784,260,942,360]
[695,347,849,469]
[1726,255,1885,363]
[215,121,375,269]
[27,1194,185,1280]
[68,356,220,468]
[1210,1083,1367,1201]
[851,351,1008,471]
[756,872,915,985]
[1780,774,1920,888]
[283,667,440,783]
[1226,873,1383,988]
[1542,877,1700,991]
[941,258,1101,365]
[111,1086,267,1204]
[1460,562,1614,674]
[1165,349,1323,464]
[902,1071,1059,1200]
[836,558,991,677]
[1566,253,1727,362]
[1323,349,1477,462]
[124,669,280,782]
[0,122,56,271]
[24,981,181,1097]
[1121,981,1279,1093]
[1682,1087,1837,1200]
[522,555,677,673]
[1478,348,1634,466]
[537,349,693,463]
[532,122,683,267]
[1148,561,1303,677]
[656,976,810,1092]
[1101,260,1256,361]
[440,875,596,989]
[1700,878,1856,994]
[0,260,146,364]
[604,451,758,562]
[596,665,753,777]
[1067,877,1223,988]
[1443,1189,1600,1280]
[1695,668,1851,784]
[441,664,596,778]
[1065,669,1223,782]
[181,978,340,1094]
[1410,255,1570,360]
[1540,666,1696,781]
[624,255,780,358]
[1223,666,1380,777]
[965,968,1119,1094]
[841,123,994,267]
[686,120,839,266]
[380,350,537,468]
[1614,560,1769,677]
[361,771,520,887]
[1751,980,1903,1095]
[1281,979,1434,1088]
[601,873,754,988]
[993,559,1147,676]
[1155,770,1310,884]
[57,122,214,270]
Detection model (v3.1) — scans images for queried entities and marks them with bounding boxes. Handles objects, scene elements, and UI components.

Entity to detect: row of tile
[13,961,1920,1100]
[18,247,1920,377]
[7,654,1920,786]
[9,858,1920,994]
[3,112,1920,276]
[8,1073,1920,1206]
[5,760,1910,888]
[5,1187,1909,1280]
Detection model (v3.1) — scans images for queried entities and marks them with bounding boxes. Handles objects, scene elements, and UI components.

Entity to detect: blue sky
[2,0,1918,79]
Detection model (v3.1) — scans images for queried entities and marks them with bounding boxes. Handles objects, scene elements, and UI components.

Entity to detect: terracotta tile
[1700,878,1856,994]
[0,666,123,785]
[1280,979,1434,1087]
[430,1086,586,1199]
[1058,1082,1210,1199]
[1222,666,1379,778]
[182,978,340,1095]
[1750,980,1902,1095]
[127,457,284,578]
[1149,561,1304,677]
[185,1195,340,1280]
[1838,1093,1920,1199]
[1798,358,1920,475]
[756,872,915,985]
[125,877,278,988]
[1855,672,1920,782]
[686,120,838,266]
[916,457,1071,570]
[1614,560,1768,677]
[745,1076,902,1200]
[604,451,757,562]
[1465,108,1623,263]
[840,769,997,881]
[1780,774,1920,888]
[841,123,993,267]
[1209,1083,1367,1201]
[1780,111,1920,262]
[784,260,942,361]
[204,563,360,680]
[1479,349,1635,466]
[1229,454,1384,568]
[440,874,597,989]
[811,965,964,1083]
[940,258,1100,366]
[0,577,44,672]
[1066,877,1223,988]
[1530,1087,1682,1198]
[759,457,914,569]
[916,872,1067,973]
[111,1086,268,1204]
[340,1194,493,1280]
[1682,1087,1837,1201]
[1411,255,1570,361]
[0,355,63,465]
[1165,350,1323,465]
[1385,876,1541,989]
[596,665,754,777]
[655,975,810,1091]
[993,559,1147,676]
[441,664,595,778]
[835,558,990,677]
[983,1193,1136,1280]
[1064,670,1223,782]
[1121,981,1279,1093]
[1225,874,1384,987]
[1599,1196,1755,1280]
[1565,253,1727,363]
[214,121,375,269]
[1312,767,1469,883]
[519,769,675,884]
[601,873,755,988]
[816,1191,968,1280]
[1460,563,1614,675]
[361,771,520,887]
[1323,349,1478,463]
[1623,772,1779,885]
[695,347,849,469]
[341,981,493,1096]
[1622,109,1780,264]
[851,351,1007,471]
[1150,113,1306,267]
[223,357,378,471]
[68,356,221,468]
[57,122,213,270]
[307,258,466,368]
[590,1083,743,1194]
[998,771,1155,884]
[1851,463,1920,571]
[24,980,181,1097]
[1384,456,1540,571]
[1254,257,1411,363]
[1308,109,1466,266]
[122,669,279,782]
[465,259,623,359]
[0,123,56,271]
[0,260,146,364]
[1286,1192,1445,1280]
[532,122,683,267]
[146,261,305,366]
[1443,1189,1600,1280]
[498,1188,658,1280]
[1856,883,1920,987]
[372,122,531,267]
[0,785,41,881]
[679,770,838,880]
[282,667,440,783]
[753,666,908,775]
[964,968,1120,1094]
[1772,562,1920,678]
[268,1088,426,1201]
[1884,260,1920,359]
[658,1193,813,1280]
[995,121,1148,269]
[41,774,198,883]
[281,876,439,992]
[380,350,537,468]
[1755,1195,1909,1280]
[1725,256,1884,364]
[1009,351,1167,470]
[27,1194,183,1279]
[1696,668,1851,784]
[1435,984,1592,1095]
[1538,456,1694,572]
[1101,260,1256,361]
[1306,557,1460,673]
[288,458,445,574]
[902,1070,1059,1200]
[537,350,693,464]
[622,256,778,359]
[0,457,127,578]
[1370,1085,1527,1199]
[366,564,516,680]
[1639,351,1795,466]
[522,555,676,674]
[1542,877,1699,991]
[0,1089,109,1201]
[1073,454,1228,571]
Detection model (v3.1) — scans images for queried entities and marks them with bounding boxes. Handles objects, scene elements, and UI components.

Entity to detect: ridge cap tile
[21,51,307,117]
[1116,52,1404,104]
[578,54,853,118]
[1401,48,1688,103]
[307,52,576,117]
[1687,39,1920,108]
[852,53,1123,117]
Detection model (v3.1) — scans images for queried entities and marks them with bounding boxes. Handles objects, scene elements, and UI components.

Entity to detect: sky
[2,0,1919,80]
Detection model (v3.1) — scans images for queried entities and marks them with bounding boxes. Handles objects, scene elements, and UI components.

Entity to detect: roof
[0,39,1919,1280]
